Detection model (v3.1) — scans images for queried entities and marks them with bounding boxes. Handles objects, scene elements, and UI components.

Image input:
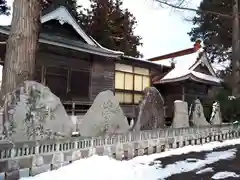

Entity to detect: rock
[172,100,189,128]
[189,98,209,127]
[210,101,222,125]
[134,87,165,131]
[79,90,129,137]
[2,81,74,141]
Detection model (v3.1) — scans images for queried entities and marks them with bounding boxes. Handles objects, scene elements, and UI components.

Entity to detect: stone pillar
[128,148,134,159]
[191,139,195,145]
[138,148,144,156]
[172,101,189,128]
[157,145,162,153]
[115,151,123,160]
[196,139,200,145]
[206,137,210,142]
[147,146,153,155]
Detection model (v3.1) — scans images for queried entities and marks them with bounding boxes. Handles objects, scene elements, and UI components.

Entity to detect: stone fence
[0,124,239,179]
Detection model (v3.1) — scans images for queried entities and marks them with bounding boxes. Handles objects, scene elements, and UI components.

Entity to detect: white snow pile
[20,138,240,180]
[196,167,214,174]
[212,171,240,179]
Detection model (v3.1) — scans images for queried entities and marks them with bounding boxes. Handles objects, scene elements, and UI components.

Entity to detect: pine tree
[188,0,232,63]
[43,0,79,19]
[79,0,142,57]
[0,0,9,15]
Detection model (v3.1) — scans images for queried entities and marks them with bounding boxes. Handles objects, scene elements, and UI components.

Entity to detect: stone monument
[172,100,189,128]
[134,87,165,131]
[210,101,222,125]
[1,81,74,141]
[189,98,209,126]
[79,90,129,137]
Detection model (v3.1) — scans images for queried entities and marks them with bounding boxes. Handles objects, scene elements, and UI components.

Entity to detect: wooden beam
[148,40,202,62]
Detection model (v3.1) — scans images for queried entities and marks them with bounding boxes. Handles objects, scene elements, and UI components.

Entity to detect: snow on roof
[157,49,223,84]
[41,6,125,56]
[123,55,172,68]
[41,6,96,46]
[90,37,124,55]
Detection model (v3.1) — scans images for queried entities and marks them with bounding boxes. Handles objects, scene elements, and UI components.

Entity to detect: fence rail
[0,124,237,161]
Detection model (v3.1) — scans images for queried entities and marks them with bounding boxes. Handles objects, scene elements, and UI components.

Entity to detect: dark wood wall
[36,44,92,102]
[157,80,213,119]
[90,56,115,101]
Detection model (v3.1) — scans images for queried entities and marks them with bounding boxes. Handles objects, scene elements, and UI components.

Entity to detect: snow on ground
[20,138,240,180]
[212,172,240,179]
[196,167,214,174]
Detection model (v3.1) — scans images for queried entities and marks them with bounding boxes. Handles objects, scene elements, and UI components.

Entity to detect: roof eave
[156,73,222,85]
[0,27,122,58]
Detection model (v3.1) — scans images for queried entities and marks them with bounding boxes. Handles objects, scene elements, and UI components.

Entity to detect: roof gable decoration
[41,6,124,56]
[188,52,216,77]
[41,6,97,46]
[156,51,223,84]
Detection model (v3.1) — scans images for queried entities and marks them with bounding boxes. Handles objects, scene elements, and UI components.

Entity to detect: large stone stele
[189,98,210,127]
[134,87,165,131]
[79,90,129,137]
[172,100,189,128]
[210,101,222,125]
[2,81,74,141]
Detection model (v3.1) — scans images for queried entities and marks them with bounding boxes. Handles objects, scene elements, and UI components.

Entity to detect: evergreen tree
[0,0,10,15]
[188,0,232,63]
[43,0,79,19]
[79,0,142,57]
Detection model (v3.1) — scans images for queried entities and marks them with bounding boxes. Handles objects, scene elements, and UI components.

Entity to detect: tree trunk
[1,0,41,98]
[232,0,240,97]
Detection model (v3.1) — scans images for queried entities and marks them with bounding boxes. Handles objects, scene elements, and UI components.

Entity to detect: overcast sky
[0,0,201,65]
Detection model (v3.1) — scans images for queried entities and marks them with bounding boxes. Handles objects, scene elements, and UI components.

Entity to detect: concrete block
[5,170,19,180]
[31,164,50,176]
[19,168,30,178]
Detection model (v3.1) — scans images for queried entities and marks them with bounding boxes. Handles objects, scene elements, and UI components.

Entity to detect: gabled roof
[188,52,216,76]
[154,49,223,85]
[0,6,124,57]
[0,26,123,58]
[41,6,123,55]
[41,6,96,46]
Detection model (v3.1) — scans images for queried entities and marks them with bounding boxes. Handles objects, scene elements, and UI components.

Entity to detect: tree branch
[155,0,233,19]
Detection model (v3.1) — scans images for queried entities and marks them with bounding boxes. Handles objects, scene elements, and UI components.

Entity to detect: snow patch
[196,167,214,174]
[212,171,240,179]
[149,149,236,179]
[130,139,240,165]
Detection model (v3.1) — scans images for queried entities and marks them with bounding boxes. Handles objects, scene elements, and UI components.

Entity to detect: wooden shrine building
[148,42,222,124]
[0,6,171,120]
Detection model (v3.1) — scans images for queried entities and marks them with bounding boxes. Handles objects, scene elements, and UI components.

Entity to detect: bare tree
[154,0,240,97]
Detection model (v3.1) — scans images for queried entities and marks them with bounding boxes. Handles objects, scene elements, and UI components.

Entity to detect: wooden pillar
[41,66,46,85]
[181,85,185,101]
